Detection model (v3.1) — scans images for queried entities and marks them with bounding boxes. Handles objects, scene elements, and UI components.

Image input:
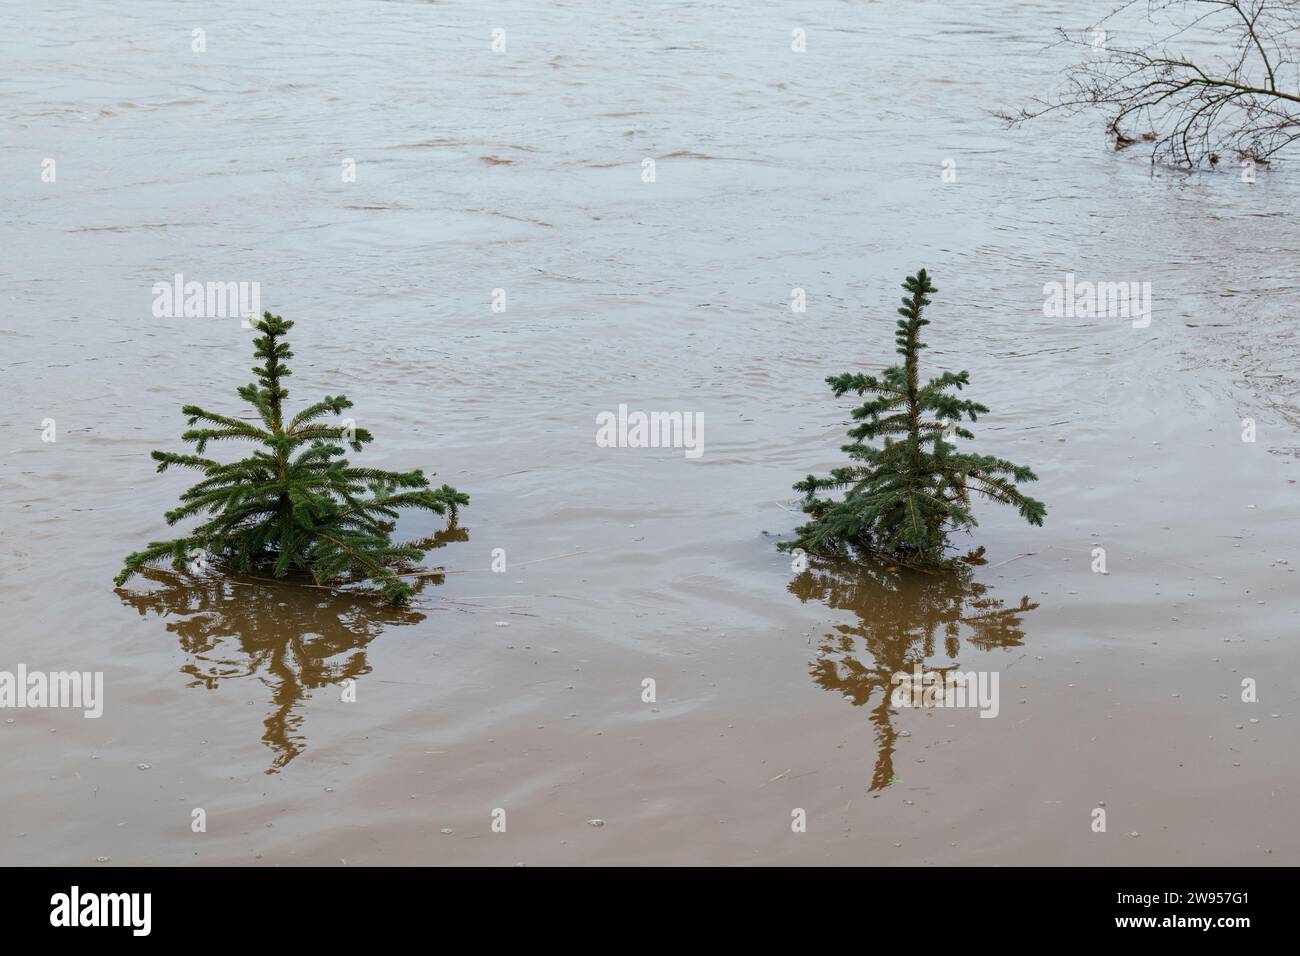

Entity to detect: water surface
[2,0,1297,865]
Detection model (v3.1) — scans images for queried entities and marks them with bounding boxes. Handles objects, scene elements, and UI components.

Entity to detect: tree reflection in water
[788,552,1037,791]
[116,525,466,772]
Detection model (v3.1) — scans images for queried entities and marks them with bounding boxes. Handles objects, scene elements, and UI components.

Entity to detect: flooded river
[2,0,1297,864]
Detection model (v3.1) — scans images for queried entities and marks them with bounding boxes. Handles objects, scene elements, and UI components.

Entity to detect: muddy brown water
[2,0,1297,865]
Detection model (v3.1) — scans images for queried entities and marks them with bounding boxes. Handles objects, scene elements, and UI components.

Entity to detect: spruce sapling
[116,313,467,603]
[780,270,1045,564]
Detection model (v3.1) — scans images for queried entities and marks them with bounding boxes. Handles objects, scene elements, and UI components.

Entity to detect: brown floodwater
[2,0,1297,865]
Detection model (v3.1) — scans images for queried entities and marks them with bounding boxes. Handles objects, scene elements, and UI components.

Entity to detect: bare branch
[999,1,1300,168]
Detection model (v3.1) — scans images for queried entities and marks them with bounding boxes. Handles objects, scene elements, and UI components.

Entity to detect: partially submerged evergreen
[780,270,1045,565]
[115,313,467,602]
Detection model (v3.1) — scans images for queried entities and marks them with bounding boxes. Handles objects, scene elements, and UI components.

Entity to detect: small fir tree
[115,313,467,602]
[780,270,1045,564]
